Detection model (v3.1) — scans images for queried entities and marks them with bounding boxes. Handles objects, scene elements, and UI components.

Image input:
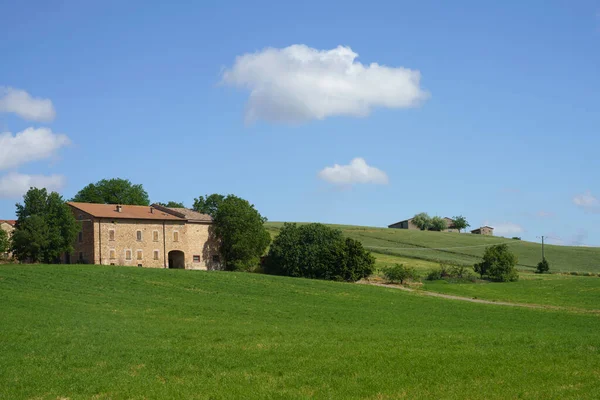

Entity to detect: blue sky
[1,0,599,245]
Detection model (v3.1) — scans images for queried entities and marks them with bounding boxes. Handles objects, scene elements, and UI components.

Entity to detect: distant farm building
[470,226,494,235]
[388,217,459,233]
[0,220,16,259]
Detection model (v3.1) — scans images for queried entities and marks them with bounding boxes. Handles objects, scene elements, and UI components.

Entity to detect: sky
[1,0,599,246]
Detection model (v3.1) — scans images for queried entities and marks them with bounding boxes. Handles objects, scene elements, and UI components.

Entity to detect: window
[137,250,143,260]
[78,231,83,243]
[78,214,83,220]
[173,231,179,242]
[153,250,159,260]
[136,230,142,241]
[125,250,132,260]
[79,252,84,261]
[109,230,115,241]
[212,255,220,263]
[193,255,200,263]
[153,231,159,242]
[110,263,115,266]
[137,264,142,267]
[109,249,116,259]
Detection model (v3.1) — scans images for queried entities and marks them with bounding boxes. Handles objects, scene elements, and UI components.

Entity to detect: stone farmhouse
[470,226,494,235]
[0,219,16,259]
[388,217,459,233]
[65,202,221,270]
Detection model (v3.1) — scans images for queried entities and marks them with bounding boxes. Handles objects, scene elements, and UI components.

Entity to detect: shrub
[426,269,443,281]
[536,258,550,274]
[512,237,521,240]
[263,223,375,282]
[474,244,519,282]
[382,264,418,284]
[430,216,448,232]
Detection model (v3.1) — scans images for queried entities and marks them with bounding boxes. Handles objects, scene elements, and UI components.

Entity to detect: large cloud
[0,87,56,122]
[573,191,599,213]
[0,172,66,199]
[0,127,70,170]
[222,45,429,123]
[318,157,388,185]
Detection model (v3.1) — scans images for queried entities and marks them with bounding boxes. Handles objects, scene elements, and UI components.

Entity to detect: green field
[266,222,600,273]
[1,264,600,399]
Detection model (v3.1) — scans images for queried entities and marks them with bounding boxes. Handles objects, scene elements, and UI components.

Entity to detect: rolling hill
[265,222,600,273]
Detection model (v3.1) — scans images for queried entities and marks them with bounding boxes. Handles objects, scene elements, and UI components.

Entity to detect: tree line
[411,212,470,232]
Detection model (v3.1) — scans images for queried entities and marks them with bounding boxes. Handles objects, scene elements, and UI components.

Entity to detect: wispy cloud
[485,221,524,236]
[318,158,389,186]
[222,45,429,123]
[0,87,56,122]
[535,210,555,218]
[0,172,66,199]
[573,191,600,213]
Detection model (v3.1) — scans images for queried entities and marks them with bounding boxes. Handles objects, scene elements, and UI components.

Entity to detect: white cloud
[0,172,66,199]
[222,45,429,123]
[535,210,555,218]
[573,191,600,212]
[318,157,388,185]
[486,222,524,236]
[0,127,70,170]
[0,87,56,122]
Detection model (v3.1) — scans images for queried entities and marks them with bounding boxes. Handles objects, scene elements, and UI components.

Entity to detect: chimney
[150,207,154,214]
[116,205,122,213]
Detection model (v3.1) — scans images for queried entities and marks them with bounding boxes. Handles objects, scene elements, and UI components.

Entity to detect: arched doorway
[168,250,185,269]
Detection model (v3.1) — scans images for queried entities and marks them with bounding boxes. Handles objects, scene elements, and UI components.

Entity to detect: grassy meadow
[1,264,600,399]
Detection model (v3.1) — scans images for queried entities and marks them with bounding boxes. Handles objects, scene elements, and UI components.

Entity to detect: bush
[425,264,475,282]
[429,216,448,232]
[263,223,375,282]
[474,244,519,282]
[512,237,521,240]
[536,258,550,274]
[382,264,418,284]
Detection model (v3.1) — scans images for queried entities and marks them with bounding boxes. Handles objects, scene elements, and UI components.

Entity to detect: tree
[193,194,225,218]
[412,212,431,230]
[156,201,185,208]
[71,178,150,205]
[263,223,375,282]
[11,188,79,263]
[213,195,270,271]
[536,258,550,274]
[430,216,448,231]
[383,264,418,284]
[452,215,470,233]
[474,244,519,282]
[0,228,8,255]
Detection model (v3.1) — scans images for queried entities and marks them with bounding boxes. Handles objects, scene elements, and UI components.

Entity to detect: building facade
[65,202,221,270]
[0,220,16,259]
[471,226,494,236]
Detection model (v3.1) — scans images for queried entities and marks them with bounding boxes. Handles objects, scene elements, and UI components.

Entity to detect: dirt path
[358,281,600,315]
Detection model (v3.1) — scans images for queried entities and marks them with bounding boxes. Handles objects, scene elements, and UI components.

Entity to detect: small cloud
[318,158,389,185]
[535,210,555,218]
[573,191,600,213]
[0,172,66,199]
[0,127,70,170]
[0,87,56,122]
[222,45,429,123]
[486,222,524,236]
[546,230,588,247]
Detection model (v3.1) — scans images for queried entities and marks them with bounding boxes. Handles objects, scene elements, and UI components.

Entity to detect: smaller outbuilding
[471,226,494,236]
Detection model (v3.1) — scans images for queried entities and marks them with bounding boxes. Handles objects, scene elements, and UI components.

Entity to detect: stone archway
[168,250,185,269]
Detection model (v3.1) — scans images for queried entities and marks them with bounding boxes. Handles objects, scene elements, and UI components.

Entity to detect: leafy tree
[11,188,79,263]
[0,228,8,255]
[536,258,550,274]
[382,264,418,284]
[71,178,150,205]
[263,223,375,282]
[193,194,225,218]
[156,201,185,208]
[452,215,470,233]
[213,195,270,271]
[412,212,431,230]
[430,216,448,231]
[474,244,519,282]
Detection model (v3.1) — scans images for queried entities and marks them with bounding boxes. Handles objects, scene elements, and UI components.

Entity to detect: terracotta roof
[150,204,213,223]
[67,202,184,221]
[0,220,16,226]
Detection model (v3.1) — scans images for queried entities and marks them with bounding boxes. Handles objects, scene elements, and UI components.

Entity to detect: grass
[422,272,600,310]
[266,222,600,273]
[2,264,600,399]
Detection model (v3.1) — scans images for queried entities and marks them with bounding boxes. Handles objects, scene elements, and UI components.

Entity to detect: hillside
[266,222,600,273]
[2,264,600,399]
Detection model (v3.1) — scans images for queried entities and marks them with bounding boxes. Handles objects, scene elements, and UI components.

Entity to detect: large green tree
[474,244,519,282]
[11,188,79,263]
[412,212,431,230]
[71,178,150,205]
[264,223,375,282]
[193,194,225,218]
[430,216,448,232]
[0,228,9,255]
[213,195,270,271]
[156,201,185,208]
[452,215,470,233]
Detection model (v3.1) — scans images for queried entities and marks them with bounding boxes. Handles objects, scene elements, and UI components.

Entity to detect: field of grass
[2,264,600,399]
[266,222,600,273]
